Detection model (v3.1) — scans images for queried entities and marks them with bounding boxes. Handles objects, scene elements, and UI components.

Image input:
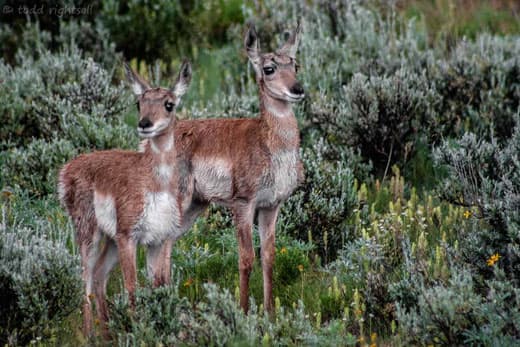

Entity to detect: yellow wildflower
[297,264,304,272]
[370,332,377,347]
[487,253,500,266]
[184,278,194,287]
[463,210,471,219]
[280,247,287,254]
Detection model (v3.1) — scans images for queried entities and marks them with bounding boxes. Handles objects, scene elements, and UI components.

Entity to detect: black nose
[290,82,304,95]
[138,118,153,129]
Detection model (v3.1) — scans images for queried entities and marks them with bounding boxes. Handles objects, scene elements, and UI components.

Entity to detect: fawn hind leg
[232,202,255,313]
[257,206,280,314]
[92,237,119,329]
[79,227,102,337]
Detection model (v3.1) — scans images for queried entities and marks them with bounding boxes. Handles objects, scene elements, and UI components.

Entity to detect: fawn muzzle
[290,82,304,96]
[138,118,153,129]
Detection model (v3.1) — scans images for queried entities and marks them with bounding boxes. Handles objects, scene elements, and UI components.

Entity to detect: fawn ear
[124,63,151,96]
[173,60,192,99]
[277,21,302,59]
[244,24,261,74]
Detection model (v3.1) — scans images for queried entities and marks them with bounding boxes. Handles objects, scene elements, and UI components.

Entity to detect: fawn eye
[263,66,275,75]
[136,101,140,112]
[164,101,174,112]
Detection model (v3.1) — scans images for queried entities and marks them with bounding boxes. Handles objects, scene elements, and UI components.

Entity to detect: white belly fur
[133,191,182,245]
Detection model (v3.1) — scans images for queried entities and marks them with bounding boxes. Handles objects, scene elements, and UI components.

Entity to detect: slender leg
[157,239,173,286]
[258,206,279,314]
[80,229,101,337]
[116,235,137,308]
[80,243,93,337]
[147,239,172,287]
[92,238,119,325]
[147,243,162,283]
[232,202,255,313]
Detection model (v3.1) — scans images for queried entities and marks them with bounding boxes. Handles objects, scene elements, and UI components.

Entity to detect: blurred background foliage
[0,0,519,345]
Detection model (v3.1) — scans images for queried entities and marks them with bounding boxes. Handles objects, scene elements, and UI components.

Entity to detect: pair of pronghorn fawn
[59,23,305,336]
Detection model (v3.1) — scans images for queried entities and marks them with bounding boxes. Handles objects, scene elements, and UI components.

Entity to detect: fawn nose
[290,82,304,96]
[138,118,153,129]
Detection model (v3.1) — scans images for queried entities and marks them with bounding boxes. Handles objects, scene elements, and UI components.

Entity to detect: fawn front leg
[147,239,173,287]
[258,206,279,314]
[157,239,173,286]
[116,235,137,307]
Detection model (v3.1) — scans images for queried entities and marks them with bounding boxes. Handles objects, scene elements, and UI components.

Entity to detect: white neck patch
[155,163,173,183]
[151,135,174,154]
[264,100,293,118]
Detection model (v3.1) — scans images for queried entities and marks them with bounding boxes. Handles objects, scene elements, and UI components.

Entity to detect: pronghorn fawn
[151,22,305,313]
[58,61,193,336]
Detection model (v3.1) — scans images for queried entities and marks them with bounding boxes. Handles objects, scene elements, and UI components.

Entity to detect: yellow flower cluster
[487,253,500,266]
[370,332,377,347]
[357,332,377,347]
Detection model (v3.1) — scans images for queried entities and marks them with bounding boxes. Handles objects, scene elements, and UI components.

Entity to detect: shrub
[0,16,117,68]
[313,68,439,173]
[463,272,520,346]
[435,124,520,284]
[396,269,482,346]
[0,224,82,346]
[55,19,120,69]
[279,137,360,262]
[0,138,78,196]
[0,45,129,148]
[429,35,520,142]
[0,21,52,65]
[396,268,520,346]
[0,43,135,196]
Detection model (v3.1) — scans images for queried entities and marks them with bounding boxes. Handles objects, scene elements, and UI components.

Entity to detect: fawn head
[245,21,304,103]
[124,61,192,138]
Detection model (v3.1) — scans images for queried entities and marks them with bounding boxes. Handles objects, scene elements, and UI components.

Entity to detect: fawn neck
[148,122,175,157]
[258,81,294,119]
[258,84,299,147]
[145,122,177,186]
